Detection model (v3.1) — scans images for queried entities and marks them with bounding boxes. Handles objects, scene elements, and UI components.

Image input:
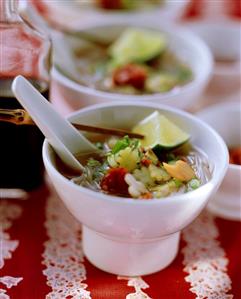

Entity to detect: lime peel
[132,111,190,150]
[108,28,167,67]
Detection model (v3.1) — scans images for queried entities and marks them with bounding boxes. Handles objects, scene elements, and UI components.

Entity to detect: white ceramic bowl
[51,22,213,112]
[27,0,190,31]
[185,20,241,98]
[197,101,241,221]
[43,102,228,276]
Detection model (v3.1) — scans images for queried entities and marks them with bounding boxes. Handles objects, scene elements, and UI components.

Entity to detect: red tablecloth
[0,183,240,299]
[2,1,240,298]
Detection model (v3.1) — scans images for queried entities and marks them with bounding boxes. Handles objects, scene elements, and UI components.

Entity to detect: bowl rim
[43,101,229,206]
[72,0,190,14]
[52,21,213,102]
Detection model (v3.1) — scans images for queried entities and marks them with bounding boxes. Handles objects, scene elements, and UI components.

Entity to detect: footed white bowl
[43,102,228,276]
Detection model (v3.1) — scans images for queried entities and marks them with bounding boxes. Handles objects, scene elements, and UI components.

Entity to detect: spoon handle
[12,76,97,172]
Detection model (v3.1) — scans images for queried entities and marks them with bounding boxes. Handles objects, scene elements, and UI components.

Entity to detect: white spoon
[12,75,97,172]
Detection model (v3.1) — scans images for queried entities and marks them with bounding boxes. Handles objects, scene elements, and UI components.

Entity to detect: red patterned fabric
[2,1,240,298]
[1,184,240,298]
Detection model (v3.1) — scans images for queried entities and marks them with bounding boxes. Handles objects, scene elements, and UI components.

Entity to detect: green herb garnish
[111,135,131,154]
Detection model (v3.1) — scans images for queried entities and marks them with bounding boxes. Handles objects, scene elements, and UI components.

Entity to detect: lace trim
[0,289,9,299]
[0,277,23,289]
[182,210,233,299]
[42,196,91,299]
[0,201,23,298]
[118,277,152,299]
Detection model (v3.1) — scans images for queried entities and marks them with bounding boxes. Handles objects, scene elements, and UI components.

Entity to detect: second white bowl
[51,22,213,112]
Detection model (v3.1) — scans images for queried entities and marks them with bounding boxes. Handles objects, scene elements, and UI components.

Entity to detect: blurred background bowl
[197,101,241,221]
[24,0,190,31]
[50,22,213,114]
[186,20,241,100]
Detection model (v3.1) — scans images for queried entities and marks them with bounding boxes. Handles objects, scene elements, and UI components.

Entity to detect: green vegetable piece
[188,178,201,190]
[149,164,171,182]
[146,73,178,93]
[133,166,154,186]
[95,142,104,150]
[85,158,107,182]
[111,135,130,154]
[121,0,135,9]
[176,65,193,83]
[151,180,177,198]
[108,28,167,67]
[87,158,101,168]
[173,178,183,188]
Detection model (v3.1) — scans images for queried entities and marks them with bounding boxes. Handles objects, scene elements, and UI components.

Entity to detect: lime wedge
[132,111,190,150]
[108,28,167,66]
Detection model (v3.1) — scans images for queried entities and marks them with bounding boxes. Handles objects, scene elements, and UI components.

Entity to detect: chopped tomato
[113,64,147,89]
[100,167,129,196]
[229,147,241,165]
[141,192,153,200]
[97,0,122,9]
[141,158,152,167]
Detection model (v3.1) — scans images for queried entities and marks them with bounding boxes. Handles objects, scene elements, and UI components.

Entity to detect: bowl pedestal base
[82,225,180,276]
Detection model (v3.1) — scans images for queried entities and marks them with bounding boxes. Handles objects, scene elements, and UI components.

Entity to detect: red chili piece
[229,147,241,165]
[100,167,129,196]
[113,64,147,90]
[97,0,123,9]
[141,158,152,167]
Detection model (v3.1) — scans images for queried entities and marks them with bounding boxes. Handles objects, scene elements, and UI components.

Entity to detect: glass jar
[0,0,51,197]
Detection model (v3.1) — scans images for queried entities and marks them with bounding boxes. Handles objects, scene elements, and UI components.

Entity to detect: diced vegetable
[144,148,159,165]
[163,160,196,182]
[187,178,201,190]
[125,173,148,198]
[133,166,154,186]
[115,147,140,171]
[146,73,178,93]
[148,164,171,182]
[150,180,178,198]
[107,136,141,171]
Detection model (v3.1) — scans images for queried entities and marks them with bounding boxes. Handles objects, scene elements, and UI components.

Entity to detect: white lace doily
[182,210,233,299]
[118,276,152,299]
[41,192,234,299]
[0,200,23,298]
[42,196,91,299]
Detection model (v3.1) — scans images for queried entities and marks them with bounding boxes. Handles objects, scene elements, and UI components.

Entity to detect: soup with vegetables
[57,112,211,199]
[72,28,193,95]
